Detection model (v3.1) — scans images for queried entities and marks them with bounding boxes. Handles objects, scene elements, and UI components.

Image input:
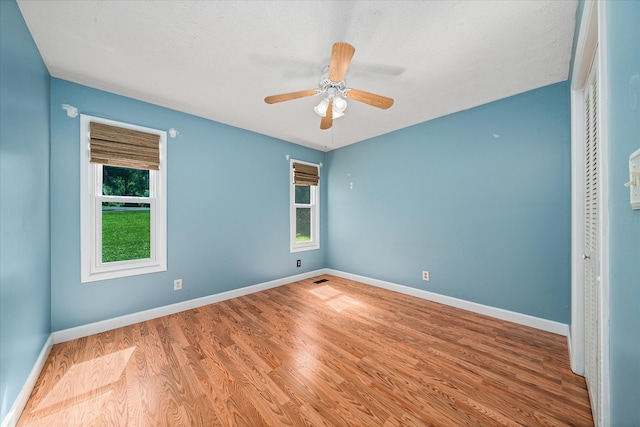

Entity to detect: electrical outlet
[174,279,182,291]
[296,259,301,268]
[422,271,430,281]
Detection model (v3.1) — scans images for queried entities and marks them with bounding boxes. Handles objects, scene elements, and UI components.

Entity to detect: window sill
[290,244,320,253]
[81,263,166,283]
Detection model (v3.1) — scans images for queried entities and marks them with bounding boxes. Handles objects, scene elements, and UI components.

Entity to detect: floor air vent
[313,278,329,284]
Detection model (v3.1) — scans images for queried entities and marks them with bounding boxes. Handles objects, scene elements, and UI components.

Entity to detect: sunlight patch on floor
[308,285,341,300]
[308,284,362,312]
[22,391,112,427]
[326,295,360,312]
[36,347,135,411]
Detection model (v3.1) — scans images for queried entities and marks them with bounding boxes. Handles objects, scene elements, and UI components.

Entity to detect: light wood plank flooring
[17,275,593,426]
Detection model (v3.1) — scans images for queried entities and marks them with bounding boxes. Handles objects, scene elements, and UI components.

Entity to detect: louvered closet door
[583,51,601,425]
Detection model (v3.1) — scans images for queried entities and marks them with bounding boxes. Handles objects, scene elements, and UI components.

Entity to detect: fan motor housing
[319,77,346,93]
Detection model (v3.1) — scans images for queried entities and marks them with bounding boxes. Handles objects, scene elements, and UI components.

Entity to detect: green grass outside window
[102,210,151,262]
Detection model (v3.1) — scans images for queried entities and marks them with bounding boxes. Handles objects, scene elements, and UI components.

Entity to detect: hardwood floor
[17,275,593,426]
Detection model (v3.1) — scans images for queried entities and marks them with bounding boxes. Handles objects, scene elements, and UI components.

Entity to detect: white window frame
[80,114,167,283]
[290,159,320,253]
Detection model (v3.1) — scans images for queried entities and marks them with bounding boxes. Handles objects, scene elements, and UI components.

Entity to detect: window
[80,115,167,282]
[290,160,320,252]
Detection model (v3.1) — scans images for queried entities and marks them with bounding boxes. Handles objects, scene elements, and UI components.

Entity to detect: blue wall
[50,79,326,331]
[326,82,571,323]
[606,1,640,424]
[0,0,52,421]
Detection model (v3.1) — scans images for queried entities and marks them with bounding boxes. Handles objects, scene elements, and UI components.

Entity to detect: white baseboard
[567,329,585,376]
[52,269,325,344]
[1,335,53,427]
[568,329,575,371]
[325,269,569,336]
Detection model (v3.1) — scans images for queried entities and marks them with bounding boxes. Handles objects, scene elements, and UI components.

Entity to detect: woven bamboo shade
[293,162,319,186]
[90,122,160,170]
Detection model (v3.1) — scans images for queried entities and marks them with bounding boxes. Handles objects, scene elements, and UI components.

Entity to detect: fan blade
[320,100,333,130]
[345,88,394,109]
[329,42,355,82]
[264,89,318,104]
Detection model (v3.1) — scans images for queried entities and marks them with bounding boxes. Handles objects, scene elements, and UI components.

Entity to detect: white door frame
[569,1,610,425]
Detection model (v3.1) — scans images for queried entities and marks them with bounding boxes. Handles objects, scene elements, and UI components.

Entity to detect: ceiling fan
[264,42,394,130]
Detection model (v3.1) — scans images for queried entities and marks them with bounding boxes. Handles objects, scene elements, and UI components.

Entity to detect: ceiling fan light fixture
[333,95,347,113]
[332,111,345,119]
[314,98,330,117]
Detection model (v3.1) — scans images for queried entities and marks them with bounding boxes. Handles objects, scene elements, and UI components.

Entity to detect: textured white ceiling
[17,0,577,151]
